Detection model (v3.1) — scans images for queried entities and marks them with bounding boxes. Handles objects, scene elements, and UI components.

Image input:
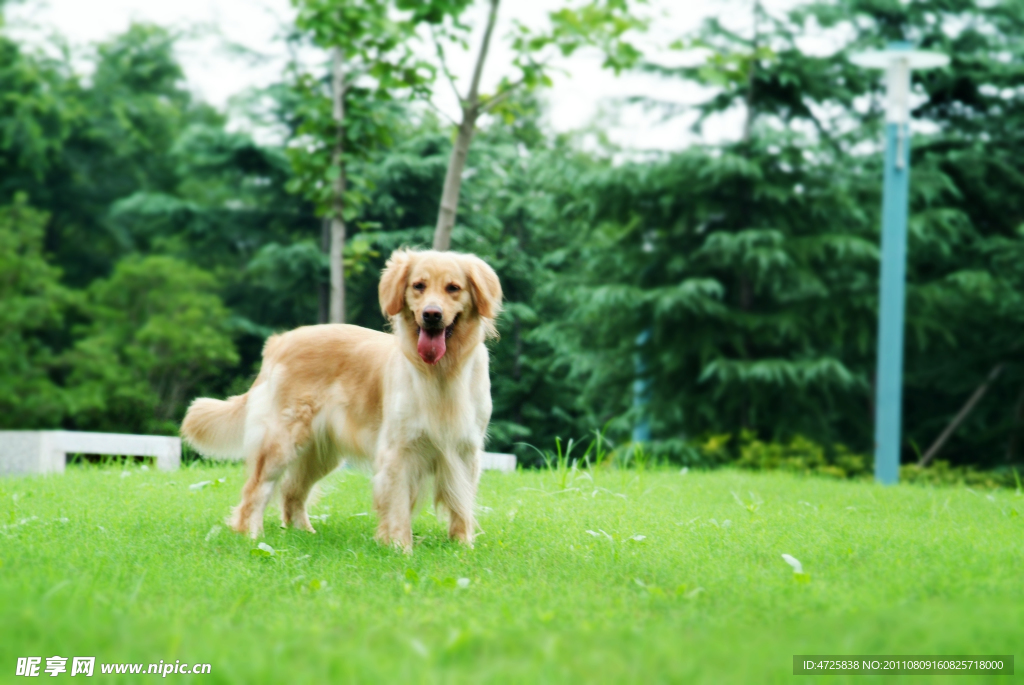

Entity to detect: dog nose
[422,306,443,326]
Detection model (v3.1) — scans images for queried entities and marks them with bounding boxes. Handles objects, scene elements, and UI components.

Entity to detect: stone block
[0,431,181,476]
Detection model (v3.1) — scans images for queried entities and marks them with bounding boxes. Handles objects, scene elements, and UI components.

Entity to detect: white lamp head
[851,42,949,123]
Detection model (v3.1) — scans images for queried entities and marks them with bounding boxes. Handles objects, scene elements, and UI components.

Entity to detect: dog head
[379,249,502,366]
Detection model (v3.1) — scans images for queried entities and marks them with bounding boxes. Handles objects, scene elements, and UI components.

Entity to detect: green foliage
[733,431,870,479]
[47,24,224,286]
[530,428,1016,492]
[535,130,880,447]
[502,0,648,91]
[287,0,440,220]
[0,196,70,428]
[62,256,238,435]
[0,36,71,191]
[900,461,1023,491]
[283,70,402,222]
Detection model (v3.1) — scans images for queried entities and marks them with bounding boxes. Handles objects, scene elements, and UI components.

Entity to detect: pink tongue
[417,328,446,364]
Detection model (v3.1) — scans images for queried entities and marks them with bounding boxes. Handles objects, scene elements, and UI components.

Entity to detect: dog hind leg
[229,429,292,539]
[280,440,340,533]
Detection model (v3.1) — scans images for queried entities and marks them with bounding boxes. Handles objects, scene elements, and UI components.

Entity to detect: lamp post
[851,42,948,484]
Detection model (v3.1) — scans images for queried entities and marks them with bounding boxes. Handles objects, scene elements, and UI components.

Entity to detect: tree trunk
[318,216,330,324]
[433,118,477,250]
[431,0,500,252]
[329,46,347,323]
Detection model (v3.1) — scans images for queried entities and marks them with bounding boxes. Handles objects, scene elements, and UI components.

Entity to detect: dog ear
[379,249,414,317]
[461,254,503,320]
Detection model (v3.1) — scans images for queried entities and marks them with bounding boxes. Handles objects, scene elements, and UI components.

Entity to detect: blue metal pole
[874,121,911,484]
[633,328,652,443]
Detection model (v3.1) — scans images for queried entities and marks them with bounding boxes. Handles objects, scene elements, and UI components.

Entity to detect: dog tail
[181,393,248,460]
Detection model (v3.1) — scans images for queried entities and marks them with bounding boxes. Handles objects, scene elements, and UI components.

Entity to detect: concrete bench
[0,431,181,476]
[479,452,517,472]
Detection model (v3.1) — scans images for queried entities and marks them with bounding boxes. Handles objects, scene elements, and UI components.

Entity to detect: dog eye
[446,284,461,294]
[413,282,426,292]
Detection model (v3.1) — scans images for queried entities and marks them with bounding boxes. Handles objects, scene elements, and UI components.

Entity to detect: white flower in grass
[456,577,470,589]
[629,535,646,542]
[781,553,803,574]
[189,480,213,491]
[409,638,429,658]
[257,542,275,556]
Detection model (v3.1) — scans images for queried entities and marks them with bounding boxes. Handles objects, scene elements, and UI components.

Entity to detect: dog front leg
[372,449,418,554]
[436,450,480,547]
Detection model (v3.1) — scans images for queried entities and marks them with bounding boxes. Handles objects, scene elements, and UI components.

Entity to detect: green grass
[1,462,1021,683]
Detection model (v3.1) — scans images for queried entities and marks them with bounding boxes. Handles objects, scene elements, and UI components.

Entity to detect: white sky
[6,0,813,151]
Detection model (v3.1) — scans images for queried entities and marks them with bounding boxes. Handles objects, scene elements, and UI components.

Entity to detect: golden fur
[180,249,502,553]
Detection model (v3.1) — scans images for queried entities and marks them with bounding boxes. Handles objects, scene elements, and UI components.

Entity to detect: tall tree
[429,0,647,250]
[290,0,441,322]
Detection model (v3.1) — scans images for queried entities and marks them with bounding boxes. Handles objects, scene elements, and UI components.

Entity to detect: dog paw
[280,519,317,534]
[226,515,249,535]
[375,528,412,554]
[448,522,475,548]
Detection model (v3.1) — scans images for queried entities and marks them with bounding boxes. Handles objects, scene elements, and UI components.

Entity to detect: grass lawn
[0,462,1021,683]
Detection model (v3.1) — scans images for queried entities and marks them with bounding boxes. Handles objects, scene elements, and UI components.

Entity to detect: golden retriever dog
[180,249,502,553]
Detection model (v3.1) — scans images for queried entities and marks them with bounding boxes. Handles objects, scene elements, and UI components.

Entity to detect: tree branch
[423,96,459,125]
[465,0,501,115]
[919,363,1006,467]
[430,24,465,107]
[480,61,544,113]
[480,81,523,113]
